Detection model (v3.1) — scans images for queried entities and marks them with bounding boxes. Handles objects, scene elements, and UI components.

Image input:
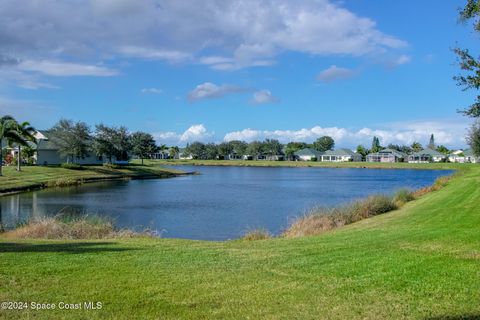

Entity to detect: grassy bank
[0,166,479,319]
[140,158,462,170]
[0,164,186,195]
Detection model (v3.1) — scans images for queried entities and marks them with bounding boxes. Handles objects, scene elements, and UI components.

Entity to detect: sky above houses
[0,0,478,148]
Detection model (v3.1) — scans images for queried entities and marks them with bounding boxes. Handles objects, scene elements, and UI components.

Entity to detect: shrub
[242,228,272,241]
[61,163,84,170]
[3,214,142,239]
[46,178,83,187]
[103,163,123,169]
[284,195,397,238]
[393,189,416,206]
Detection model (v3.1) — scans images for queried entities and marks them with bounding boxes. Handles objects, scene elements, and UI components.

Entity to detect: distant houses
[448,149,479,163]
[294,148,323,161]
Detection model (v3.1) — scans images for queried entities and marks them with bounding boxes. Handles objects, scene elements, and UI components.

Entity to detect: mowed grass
[0,165,479,319]
[141,158,462,170]
[0,164,184,193]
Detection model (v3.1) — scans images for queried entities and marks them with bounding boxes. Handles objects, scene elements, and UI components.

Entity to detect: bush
[3,214,142,239]
[242,228,272,241]
[393,189,416,206]
[61,163,84,170]
[284,195,398,238]
[103,163,123,169]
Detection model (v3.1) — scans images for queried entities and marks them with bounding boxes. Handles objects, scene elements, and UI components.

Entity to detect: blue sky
[0,0,477,147]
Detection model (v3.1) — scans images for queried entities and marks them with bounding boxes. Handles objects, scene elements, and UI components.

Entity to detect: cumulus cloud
[251,90,278,104]
[153,119,470,147]
[141,88,162,94]
[0,0,407,76]
[317,65,356,82]
[153,124,214,145]
[187,82,244,101]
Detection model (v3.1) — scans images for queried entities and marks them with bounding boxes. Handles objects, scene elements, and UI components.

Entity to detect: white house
[320,149,362,162]
[366,148,406,163]
[294,148,323,161]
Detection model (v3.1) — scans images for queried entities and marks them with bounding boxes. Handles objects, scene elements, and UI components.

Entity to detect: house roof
[463,149,477,157]
[410,148,445,157]
[323,148,360,157]
[367,148,406,158]
[294,148,323,158]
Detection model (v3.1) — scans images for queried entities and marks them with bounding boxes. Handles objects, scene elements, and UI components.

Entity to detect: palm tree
[13,121,36,171]
[0,116,25,176]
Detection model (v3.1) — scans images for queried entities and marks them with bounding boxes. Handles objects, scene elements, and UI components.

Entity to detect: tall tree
[13,120,36,171]
[454,1,480,117]
[204,143,219,160]
[313,136,335,152]
[218,142,234,159]
[185,142,206,159]
[285,142,308,160]
[467,120,480,156]
[229,140,248,157]
[356,145,369,158]
[93,125,131,163]
[246,141,264,160]
[428,134,435,149]
[130,132,157,165]
[0,116,31,176]
[262,139,282,158]
[50,119,92,164]
[371,136,382,153]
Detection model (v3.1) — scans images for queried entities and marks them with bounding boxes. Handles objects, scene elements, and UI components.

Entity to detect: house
[294,148,323,161]
[35,130,104,165]
[149,150,170,159]
[366,148,406,163]
[407,148,446,163]
[320,149,362,162]
[448,149,466,163]
[178,148,193,160]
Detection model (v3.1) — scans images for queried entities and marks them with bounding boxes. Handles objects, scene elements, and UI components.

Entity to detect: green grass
[140,158,463,170]
[0,165,479,319]
[0,164,185,194]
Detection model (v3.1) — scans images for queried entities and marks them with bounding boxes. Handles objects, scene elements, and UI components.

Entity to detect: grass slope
[0,165,184,194]
[0,166,479,319]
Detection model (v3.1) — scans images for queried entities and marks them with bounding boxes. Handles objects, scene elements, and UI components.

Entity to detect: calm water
[0,166,451,240]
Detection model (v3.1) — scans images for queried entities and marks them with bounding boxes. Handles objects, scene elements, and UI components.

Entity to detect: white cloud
[317,65,356,82]
[18,60,119,77]
[0,0,407,74]
[153,124,214,145]
[394,54,411,66]
[224,120,470,147]
[141,88,162,94]
[252,90,278,104]
[153,119,470,148]
[187,82,243,101]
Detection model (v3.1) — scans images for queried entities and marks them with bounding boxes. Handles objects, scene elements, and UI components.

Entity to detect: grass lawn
[0,164,479,319]
[0,164,185,194]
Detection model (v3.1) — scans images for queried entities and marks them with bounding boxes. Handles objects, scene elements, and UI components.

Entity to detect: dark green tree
[169,146,180,159]
[371,136,382,153]
[185,142,206,159]
[436,145,450,155]
[313,136,335,152]
[50,119,92,164]
[246,141,264,160]
[428,134,435,149]
[218,142,234,159]
[204,143,219,160]
[467,120,480,156]
[262,139,283,158]
[229,140,248,158]
[93,125,131,163]
[130,132,157,165]
[454,1,480,117]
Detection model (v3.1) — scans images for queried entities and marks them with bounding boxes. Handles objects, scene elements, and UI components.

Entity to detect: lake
[0,166,451,240]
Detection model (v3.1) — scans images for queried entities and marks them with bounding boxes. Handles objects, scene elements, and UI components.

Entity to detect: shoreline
[145,159,462,171]
[0,165,194,197]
